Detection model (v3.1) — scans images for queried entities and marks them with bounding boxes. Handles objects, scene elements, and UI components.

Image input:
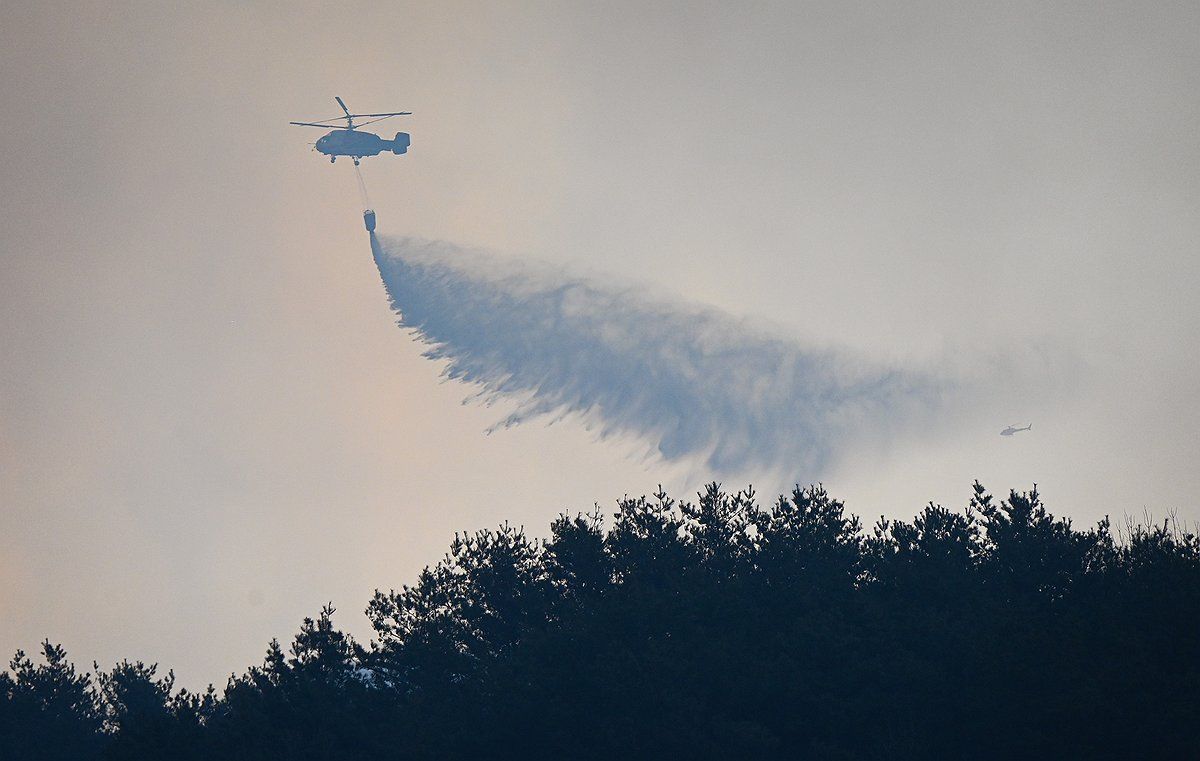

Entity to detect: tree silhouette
[0,642,102,760]
[2,483,1198,759]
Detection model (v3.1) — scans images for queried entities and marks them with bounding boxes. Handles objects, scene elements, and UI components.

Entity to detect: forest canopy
[3,482,1198,760]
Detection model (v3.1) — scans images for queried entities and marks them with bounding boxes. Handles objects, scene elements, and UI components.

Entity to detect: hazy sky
[2,1,1198,688]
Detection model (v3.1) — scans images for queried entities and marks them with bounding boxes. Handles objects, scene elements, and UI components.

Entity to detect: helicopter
[1000,423,1032,436]
[290,97,411,165]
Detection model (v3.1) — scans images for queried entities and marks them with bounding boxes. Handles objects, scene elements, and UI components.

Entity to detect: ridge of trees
[3,482,1198,759]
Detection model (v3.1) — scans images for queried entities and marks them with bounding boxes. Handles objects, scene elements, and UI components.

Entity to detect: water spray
[371,236,956,477]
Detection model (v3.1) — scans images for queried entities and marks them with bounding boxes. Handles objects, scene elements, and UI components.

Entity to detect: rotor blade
[347,112,412,117]
[351,115,409,128]
[352,116,390,128]
[335,96,351,117]
[292,112,350,123]
[289,121,341,128]
[300,114,349,123]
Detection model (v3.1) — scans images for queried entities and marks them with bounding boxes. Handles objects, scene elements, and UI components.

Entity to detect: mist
[371,235,959,478]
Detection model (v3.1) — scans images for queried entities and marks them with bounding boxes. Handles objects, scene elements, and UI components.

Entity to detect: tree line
[3,482,1198,759]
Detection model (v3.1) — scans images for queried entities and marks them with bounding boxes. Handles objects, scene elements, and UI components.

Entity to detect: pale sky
[2,1,1197,688]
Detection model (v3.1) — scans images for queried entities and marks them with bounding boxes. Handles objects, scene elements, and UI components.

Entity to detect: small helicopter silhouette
[290,97,411,165]
[1000,423,1032,436]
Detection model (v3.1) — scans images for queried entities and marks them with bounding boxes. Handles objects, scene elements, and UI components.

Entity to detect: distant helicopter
[1000,424,1032,436]
[290,97,411,165]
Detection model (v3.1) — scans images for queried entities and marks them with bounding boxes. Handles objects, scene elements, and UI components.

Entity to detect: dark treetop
[3,482,1198,760]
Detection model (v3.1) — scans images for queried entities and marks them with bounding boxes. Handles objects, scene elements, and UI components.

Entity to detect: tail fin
[392,132,411,155]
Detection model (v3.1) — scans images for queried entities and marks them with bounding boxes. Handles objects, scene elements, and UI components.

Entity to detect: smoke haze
[5,1,1196,691]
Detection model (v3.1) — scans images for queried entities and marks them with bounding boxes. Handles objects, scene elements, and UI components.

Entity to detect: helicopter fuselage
[291,98,411,164]
[314,129,409,162]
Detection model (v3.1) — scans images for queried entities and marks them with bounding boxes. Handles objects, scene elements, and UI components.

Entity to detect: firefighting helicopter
[290,97,411,165]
